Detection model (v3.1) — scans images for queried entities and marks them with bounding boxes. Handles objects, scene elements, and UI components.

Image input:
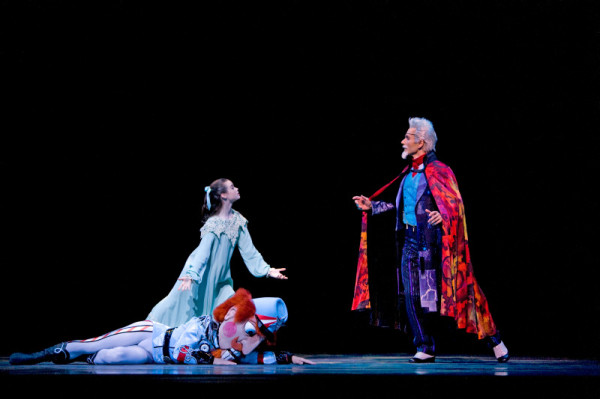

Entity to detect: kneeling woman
[147,178,288,327]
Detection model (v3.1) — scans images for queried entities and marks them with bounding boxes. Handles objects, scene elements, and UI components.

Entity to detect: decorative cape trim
[200,210,248,245]
[351,175,401,311]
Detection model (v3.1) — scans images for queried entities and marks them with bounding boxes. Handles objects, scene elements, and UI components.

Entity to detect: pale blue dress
[146,210,270,326]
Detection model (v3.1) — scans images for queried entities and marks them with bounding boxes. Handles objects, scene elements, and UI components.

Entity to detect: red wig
[213,288,256,323]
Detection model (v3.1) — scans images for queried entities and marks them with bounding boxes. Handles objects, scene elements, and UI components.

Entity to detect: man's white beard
[401,149,409,159]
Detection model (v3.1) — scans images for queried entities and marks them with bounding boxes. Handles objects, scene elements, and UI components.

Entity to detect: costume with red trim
[9,288,296,366]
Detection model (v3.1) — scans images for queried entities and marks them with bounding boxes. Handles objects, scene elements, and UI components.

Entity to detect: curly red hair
[212,288,256,323]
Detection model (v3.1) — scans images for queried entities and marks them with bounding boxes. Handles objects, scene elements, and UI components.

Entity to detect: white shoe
[493,341,510,362]
[409,351,435,363]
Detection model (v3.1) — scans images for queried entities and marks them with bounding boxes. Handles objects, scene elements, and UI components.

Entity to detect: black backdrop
[1,1,598,359]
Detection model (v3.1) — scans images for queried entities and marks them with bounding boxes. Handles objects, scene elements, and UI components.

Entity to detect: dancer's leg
[91,336,153,364]
[9,321,154,365]
[66,321,153,355]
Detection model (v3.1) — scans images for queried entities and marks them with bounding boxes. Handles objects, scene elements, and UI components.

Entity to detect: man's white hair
[408,117,437,153]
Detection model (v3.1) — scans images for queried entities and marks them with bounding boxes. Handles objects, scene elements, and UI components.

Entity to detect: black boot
[9,342,71,365]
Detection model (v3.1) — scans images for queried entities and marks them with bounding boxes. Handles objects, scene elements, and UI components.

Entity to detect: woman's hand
[352,195,372,211]
[177,276,193,291]
[267,267,288,280]
[213,357,237,365]
[291,355,316,365]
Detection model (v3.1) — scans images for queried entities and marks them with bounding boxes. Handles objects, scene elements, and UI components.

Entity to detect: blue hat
[253,297,288,341]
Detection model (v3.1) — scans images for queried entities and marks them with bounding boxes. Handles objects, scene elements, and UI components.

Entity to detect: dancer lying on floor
[10,288,314,365]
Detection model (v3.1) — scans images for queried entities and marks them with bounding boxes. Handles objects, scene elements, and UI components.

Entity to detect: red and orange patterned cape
[352,160,497,339]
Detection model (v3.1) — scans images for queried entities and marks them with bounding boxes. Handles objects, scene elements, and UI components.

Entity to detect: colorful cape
[352,160,497,339]
[351,175,401,311]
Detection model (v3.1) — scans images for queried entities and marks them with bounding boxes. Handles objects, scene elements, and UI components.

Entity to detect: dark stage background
[1,1,598,359]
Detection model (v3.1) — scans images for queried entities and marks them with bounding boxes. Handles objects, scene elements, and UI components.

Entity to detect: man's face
[218,307,265,355]
[401,128,423,159]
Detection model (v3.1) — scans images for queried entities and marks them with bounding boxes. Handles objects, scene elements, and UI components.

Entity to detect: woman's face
[221,180,240,203]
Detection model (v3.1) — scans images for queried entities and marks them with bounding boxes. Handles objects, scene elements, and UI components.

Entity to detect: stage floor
[2,354,598,398]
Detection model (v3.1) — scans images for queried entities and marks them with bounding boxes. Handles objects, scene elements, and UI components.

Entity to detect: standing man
[353,117,509,363]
